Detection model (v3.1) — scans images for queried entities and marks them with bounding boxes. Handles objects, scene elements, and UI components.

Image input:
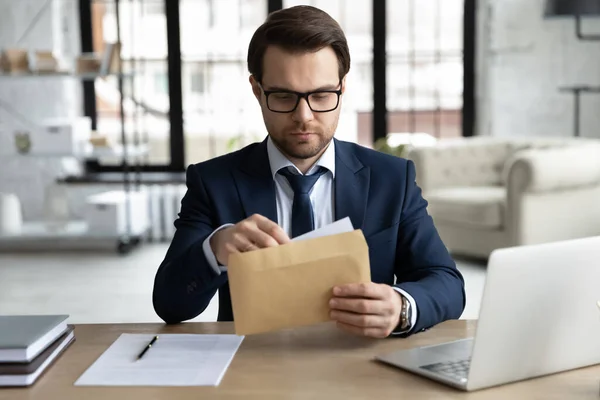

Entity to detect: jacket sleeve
[393,160,466,335]
[152,164,228,323]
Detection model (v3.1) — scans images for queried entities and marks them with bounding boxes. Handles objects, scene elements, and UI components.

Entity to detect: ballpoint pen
[136,335,159,360]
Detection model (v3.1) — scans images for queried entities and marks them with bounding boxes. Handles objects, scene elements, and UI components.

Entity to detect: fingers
[335,321,391,339]
[329,285,404,338]
[252,214,290,244]
[332,282,387,300]
[224,214,290,255]
[329,297,390,315]
[330,306,396,338]
[330,309,387,328]
[230,232,260,252]
[237,224,279,248]
[238,215,288,248]
[213,215,289,265]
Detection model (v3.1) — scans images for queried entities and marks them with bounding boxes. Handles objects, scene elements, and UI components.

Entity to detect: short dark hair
[247,5,350,83]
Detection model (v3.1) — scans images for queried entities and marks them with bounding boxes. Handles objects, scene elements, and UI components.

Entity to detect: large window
[85,0,172,170]
[179,0,267,165]
[80,0,475,174]
[385,0,464,139]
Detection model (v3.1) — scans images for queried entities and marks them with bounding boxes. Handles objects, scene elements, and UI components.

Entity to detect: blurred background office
[0,0,599,324]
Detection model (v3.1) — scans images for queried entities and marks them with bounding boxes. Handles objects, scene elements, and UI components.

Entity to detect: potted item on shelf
[31,50,59,74]
[0,48,30,74]
[89,132,111,148]
[373,137,408,158]
[76,53,102,74]
[100,42,121,75]
[14,131,32,154]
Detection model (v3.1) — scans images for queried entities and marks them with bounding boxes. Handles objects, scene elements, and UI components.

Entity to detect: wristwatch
[399,295,413,331]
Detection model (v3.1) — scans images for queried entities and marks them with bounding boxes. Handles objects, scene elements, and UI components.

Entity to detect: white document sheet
[74,333,244,386]
[292,216,354,242]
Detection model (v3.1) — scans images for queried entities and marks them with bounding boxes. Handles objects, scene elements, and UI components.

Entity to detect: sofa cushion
[426,186,506,229]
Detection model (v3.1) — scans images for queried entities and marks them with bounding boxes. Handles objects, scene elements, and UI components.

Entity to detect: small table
[559,85,600,137]
[2,320,599,400]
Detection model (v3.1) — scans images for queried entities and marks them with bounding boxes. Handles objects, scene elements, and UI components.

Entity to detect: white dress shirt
[201,136,417,333]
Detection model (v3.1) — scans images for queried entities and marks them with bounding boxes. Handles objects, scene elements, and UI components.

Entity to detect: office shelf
[0,71,133,81]
[0,221,143,254]
[87,144,149,159]
[0,0,148,254]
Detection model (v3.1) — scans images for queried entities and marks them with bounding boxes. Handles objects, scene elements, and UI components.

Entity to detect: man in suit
[153,5,465,338]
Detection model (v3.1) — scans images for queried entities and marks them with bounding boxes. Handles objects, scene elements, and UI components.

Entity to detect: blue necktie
[278,166,328,238]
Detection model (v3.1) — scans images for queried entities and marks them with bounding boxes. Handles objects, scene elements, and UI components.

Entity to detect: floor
[0,244,487,324]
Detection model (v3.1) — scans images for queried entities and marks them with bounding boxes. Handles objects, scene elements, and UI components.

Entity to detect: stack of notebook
[0,315,75,387]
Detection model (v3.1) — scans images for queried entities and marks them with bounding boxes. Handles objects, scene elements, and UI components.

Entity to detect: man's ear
[249,75,262,102]
[341,75,347,95]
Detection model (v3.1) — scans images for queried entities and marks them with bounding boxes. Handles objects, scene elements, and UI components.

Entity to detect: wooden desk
[1,320,598,399]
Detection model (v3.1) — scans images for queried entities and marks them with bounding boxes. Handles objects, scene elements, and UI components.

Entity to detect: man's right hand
[210,214,290,266]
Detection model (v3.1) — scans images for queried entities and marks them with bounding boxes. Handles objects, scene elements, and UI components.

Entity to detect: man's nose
[292,97,314,123]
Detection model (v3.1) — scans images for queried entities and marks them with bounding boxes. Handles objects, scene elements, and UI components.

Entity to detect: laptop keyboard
[420,358,471,382]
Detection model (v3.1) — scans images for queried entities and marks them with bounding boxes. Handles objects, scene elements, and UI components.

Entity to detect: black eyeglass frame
[257,81,343,113]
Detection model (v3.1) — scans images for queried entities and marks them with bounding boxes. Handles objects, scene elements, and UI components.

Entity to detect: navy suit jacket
[152,138,465,334]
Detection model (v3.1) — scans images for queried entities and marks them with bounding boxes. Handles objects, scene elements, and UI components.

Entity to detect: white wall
[0,0,83,220]
[476,0,600,138]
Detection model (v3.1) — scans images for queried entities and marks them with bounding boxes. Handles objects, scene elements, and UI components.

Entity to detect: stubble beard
[271,133,330,160]
[269,117,339,161]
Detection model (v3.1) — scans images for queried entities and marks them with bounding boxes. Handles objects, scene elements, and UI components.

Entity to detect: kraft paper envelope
[227,229,371,335]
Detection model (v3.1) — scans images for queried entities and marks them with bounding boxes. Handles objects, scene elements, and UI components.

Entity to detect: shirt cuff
[391,287,418,335]
[202,224,234,275]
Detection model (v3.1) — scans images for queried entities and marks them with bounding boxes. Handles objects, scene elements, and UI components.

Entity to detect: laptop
[376,235,600,391]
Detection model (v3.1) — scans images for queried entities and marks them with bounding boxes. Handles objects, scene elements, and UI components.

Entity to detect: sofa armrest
[505,144,600,193]
[504,144,600,246]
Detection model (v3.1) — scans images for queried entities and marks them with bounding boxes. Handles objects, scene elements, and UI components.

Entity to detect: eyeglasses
[258,82,342,113]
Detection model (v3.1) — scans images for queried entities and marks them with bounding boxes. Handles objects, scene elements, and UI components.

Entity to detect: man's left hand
[329,282,403,338]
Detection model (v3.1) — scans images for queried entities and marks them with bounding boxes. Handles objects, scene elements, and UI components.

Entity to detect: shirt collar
[267,136,336,178]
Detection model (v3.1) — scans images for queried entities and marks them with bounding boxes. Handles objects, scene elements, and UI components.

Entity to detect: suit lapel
[232,139,278,223]
[334,139,370,230]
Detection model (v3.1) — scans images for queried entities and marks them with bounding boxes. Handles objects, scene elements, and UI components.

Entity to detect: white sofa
[407,137,600,259]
